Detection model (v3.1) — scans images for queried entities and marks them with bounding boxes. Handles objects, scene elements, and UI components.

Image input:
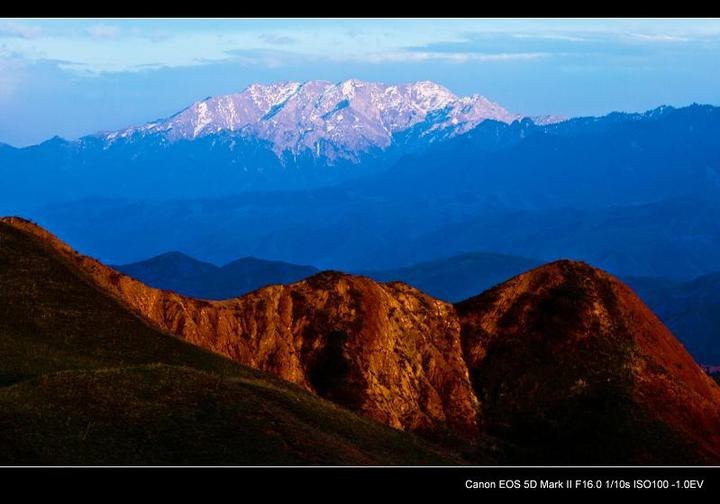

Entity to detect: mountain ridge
[456,260,720,463]
[4,216,720,463]
[0,217,482,438]
[112,247,720,366]
[98,79,530,161]
[3,101,718,215]
[0,217,462,464]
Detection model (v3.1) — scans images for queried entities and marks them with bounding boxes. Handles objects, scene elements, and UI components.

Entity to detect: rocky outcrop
[1,218,479,437]
[456,260,720,463]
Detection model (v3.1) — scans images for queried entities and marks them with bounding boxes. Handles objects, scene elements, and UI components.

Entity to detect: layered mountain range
[0,217,459,465]
[7,96,720,280]
[3,79,720,408]
[3,217,720,464]
[1,79,568,210]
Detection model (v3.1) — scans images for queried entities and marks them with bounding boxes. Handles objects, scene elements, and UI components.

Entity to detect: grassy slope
[0,221,457,465]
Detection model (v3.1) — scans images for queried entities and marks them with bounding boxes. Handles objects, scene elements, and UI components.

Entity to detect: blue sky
[1,18,720,146]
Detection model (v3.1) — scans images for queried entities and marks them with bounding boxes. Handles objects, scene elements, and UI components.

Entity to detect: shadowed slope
[0,365,457,465]
[624,273,720,365]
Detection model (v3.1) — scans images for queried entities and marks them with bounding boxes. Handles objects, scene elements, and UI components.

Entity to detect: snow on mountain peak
[404,81,457,112]
[339,79,364,97]
[104,79,561,160]
[247,81,302,113]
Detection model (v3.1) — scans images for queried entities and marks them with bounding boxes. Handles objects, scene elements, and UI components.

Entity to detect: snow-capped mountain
[103,79,549,161]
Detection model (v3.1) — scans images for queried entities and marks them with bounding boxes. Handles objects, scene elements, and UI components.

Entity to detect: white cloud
[0,22,476,74]
[511,33,588,42]
[361,51,549,64]
[259,33,296,46]
[0,21,43,40]
[0,53,26,102]
[630,33,690,43]
[0,20,713,76]
[85,24,121,41]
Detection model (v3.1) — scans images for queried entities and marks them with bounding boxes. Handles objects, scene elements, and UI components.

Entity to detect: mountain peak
[245,80,302,111]
[101,79,544,160]
[456,259,720,463]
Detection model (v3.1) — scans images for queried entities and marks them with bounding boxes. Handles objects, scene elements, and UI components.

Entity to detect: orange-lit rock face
[1,218,479,437]
[5,217,720,462]
[220,275,480,436]
[456,260,720,463]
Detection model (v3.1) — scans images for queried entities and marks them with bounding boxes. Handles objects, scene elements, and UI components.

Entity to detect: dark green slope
[0,365,456,465]
[0,221,246,384]
[0,220,457,465]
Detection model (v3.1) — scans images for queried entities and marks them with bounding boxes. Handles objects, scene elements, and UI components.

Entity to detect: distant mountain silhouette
[6,103,720,275]
[34,192,720,282]
[363,252,541,302]
[625,273,720,365]
[117,250,539,303]
[4,217,720,464]
[116,252,318,300]
[381,196,720,279]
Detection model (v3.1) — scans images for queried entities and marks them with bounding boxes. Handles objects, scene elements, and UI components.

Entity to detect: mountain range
[105,80,531,157]
[6,93,720,282]
[3,78,720,445]
[0,79,562,212]
[3,217,720,464]
[115,250,538,302]
[0,217,457,465]
[115,252,318,300]
[114,249,720,366]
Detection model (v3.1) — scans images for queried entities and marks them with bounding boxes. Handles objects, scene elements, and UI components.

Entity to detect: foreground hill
[2,217,482,438]
[2,217,720,464]
[115,249,720,369]
[0,218,460,465]
[115,252,318,300]
[456,261,720,464]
